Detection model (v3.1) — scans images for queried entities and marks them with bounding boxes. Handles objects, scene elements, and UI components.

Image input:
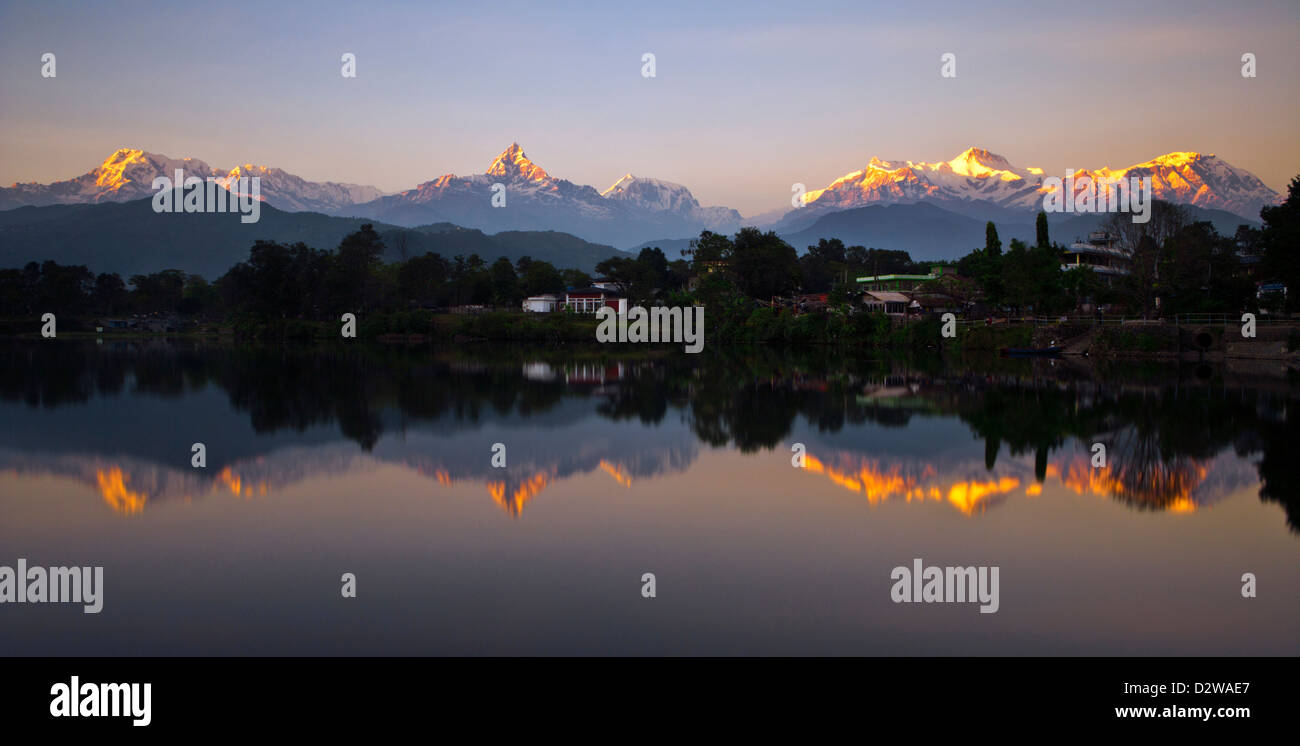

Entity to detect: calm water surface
[1,340,1296,655]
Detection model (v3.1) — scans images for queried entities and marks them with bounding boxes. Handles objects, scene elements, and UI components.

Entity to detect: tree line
[0,225,596,320]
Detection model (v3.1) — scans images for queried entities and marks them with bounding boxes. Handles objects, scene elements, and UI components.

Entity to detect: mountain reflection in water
[0,339,1293,532]
[3,339,1299,657]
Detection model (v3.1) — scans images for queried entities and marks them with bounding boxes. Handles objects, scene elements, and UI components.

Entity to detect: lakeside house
[519,287,625,313]
[564,286,624,313]
[521,294,560,313]
[1062,230,1130,282]
[861,290,912,316]
[855,267,945,292]
[853,266,966,317]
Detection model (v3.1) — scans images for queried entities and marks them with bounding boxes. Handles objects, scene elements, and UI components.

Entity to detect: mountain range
[342,143,743,246]
[0,144,744,248]
[0,144,1285,273]
[772,148,1280,235]
[0,148,386,214]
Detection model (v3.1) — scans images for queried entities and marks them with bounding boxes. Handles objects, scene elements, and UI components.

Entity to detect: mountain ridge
[0,148,386,214]
[778,147,1280,231]
[2,144,1285,251]
[343,143,743,246]
[0,197,629,278]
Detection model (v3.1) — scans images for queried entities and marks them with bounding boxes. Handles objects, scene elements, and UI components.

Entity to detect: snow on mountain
[798,148,1044,215]
[217,164,385,213]
[0,148,218,208]
[486,142,552,183]
[350,144,741,246]
[363,143,615,223]
[601,174,741,231]
[1068,152,1279,221]
[788,147,1280,226]
[0,148,385,213]
[5,144,1279,247]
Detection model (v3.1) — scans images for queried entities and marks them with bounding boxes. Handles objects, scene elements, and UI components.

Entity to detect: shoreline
[3,312,1298,362]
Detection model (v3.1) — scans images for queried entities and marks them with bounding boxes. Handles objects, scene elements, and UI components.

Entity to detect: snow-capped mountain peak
[944,147,1021,179]
[344,144,743,245]
[792,147,1279,223]
[485,143,550,182]
[599,173,741,233]
[601,173,639,195]
[218,164,385,210]
[0,148,217,208]
[1065,152,1276,218]
[0,149,383,213]
[601,174,700,211]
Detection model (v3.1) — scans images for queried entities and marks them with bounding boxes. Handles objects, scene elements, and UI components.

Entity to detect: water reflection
[0,339,1294,531]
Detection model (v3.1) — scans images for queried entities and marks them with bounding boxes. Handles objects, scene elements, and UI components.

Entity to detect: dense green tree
[561,268,592,289]
[180,274,219,315]
[685,230,732,264]
[218,240,329,318]
[729,228,801,301]
[998,238,1063,314]
[0,269,26,316]
[847,246,922,276]
[1158,221,1252,314]
[1259,175,1300,312]
[1001,239,1033,315]
[398,252,449,308]
[595,256,648,300]
[93,273,129,315]
[636,247,671,290]
[1061,265,1102,311]
[129,269,186,314]
[519,259,565,297]
[956,228,1006,307]
[488,256,521,307]
[798,238,845,293]
[326,224,386,313]
[985,222,1002,258]
[34,260,95,314]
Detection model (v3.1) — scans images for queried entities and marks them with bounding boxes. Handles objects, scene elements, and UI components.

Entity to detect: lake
[1,340,1296,655]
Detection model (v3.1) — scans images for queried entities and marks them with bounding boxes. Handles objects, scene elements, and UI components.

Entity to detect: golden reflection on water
[95,467,147,515]
[87,445,1211,519]
[799,451,1209,515]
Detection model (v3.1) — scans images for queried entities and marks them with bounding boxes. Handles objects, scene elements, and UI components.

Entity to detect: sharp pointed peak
[486,143,549,181]
[950,146,1012,167]
[100,147,149,164]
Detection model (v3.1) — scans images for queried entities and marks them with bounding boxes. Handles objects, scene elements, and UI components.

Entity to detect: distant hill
[774,201,1261,261]
[0,198,629,278]
[1045,206,1259,245]
[778,202,1001,260]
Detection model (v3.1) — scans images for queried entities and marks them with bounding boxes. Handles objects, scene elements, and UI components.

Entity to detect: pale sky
[1,0,1297,216]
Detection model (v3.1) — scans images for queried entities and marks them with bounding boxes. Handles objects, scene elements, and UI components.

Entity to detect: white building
[521,294,560,313]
